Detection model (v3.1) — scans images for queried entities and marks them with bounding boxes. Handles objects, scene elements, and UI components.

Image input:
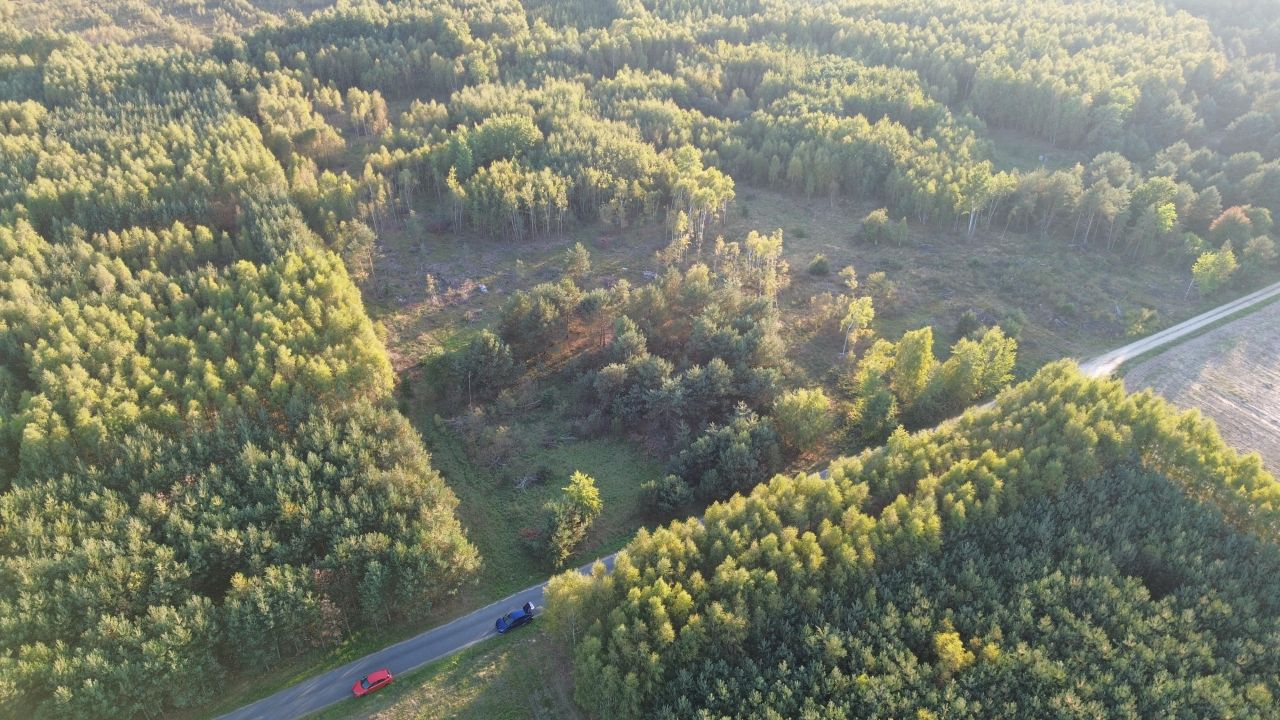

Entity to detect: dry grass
[366,186,1214,382]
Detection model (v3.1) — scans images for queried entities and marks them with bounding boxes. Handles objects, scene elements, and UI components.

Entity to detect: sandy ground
[1123,301,1280,474]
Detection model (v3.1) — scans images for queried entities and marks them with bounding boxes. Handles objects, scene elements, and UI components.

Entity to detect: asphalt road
[218,280,1280,720]
[217,555,616,720]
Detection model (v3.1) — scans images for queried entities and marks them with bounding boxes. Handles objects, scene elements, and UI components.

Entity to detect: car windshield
[360,677,371,689]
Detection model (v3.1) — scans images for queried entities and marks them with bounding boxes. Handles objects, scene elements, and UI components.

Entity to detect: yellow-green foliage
[549,363,1280,718]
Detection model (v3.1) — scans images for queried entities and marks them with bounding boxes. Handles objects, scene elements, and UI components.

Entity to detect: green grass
[305,629,581,720]
[986,127,1090,173]
[417,419,661,599]
[728,190,1190,367]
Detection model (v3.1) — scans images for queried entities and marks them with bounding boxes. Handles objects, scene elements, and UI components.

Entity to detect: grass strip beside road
[1114,292,1280,376]
[304,629,580,720]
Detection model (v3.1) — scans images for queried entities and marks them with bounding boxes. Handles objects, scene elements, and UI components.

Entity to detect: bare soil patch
[1123,301,1280,473]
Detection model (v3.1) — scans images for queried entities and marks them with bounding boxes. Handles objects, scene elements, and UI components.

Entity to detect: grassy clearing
[414,418,661,599]
[365,182,1276,607]
[986,127,1090,173]
[365,184,1252,383]
[305,629,581,720]
[726,189,1225,372]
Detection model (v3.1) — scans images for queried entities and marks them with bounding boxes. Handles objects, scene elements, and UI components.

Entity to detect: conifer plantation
[548,364,1280,718]
[0,29,478,719]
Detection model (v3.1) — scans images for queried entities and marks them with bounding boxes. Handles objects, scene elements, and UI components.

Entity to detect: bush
[772,388,834,453]
[860,209,907,245]
[544,472,603,567]
[1000,308,1027,339]
[807,254,830,275]
[1125,307,1159,338]
[1192,242,1239,296]
[954,309,982,340]
[641,474,694,514]
[860,208,892,244]
[866,271,898,311]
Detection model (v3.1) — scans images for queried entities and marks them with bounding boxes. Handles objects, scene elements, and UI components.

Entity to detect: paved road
[220,280,1280,720]
[218,555,617,720]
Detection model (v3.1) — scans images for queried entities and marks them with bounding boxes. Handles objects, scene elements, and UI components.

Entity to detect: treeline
[1162,0,1280,58]
[0,29,477,719]
[547,363,1280,718]
[200,0,1280,287]
[5,0,339,50]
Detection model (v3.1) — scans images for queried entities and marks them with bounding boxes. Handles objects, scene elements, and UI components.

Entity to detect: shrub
[1000,308,1027,339]
[954,309,982,340]
[772,388,834,453]
[544,472,603,567]
[1192,242,1239,296]
[807,254,830,275]
[860,208,892,244]
[641,475,694,514]
[1125,307,1159,338]
[866,271,898,311]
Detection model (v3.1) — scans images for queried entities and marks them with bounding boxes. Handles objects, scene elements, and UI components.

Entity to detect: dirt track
[1122,300,1280,474]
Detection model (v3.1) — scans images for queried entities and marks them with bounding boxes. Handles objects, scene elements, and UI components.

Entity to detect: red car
[352,668,393,697]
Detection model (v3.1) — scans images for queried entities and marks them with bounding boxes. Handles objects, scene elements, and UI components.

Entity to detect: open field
[1123,299,1280,473]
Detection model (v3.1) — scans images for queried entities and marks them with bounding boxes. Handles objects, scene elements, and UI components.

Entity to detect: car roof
[368,668,391,680]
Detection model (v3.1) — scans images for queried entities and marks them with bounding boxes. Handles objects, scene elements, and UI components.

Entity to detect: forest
[2,0,1279,717]
[546,363,1280,718]
[0,23,479,720]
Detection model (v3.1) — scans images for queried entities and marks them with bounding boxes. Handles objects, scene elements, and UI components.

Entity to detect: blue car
[496,602,536,633]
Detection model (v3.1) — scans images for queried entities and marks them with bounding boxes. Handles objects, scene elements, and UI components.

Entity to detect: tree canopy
[548,363,1280,719]
[0,25,478,720]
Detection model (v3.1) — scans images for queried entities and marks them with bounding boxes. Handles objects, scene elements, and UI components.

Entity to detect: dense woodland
[2,0,1280,717]
[547,363,1280,718]
[0,24,478,720]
